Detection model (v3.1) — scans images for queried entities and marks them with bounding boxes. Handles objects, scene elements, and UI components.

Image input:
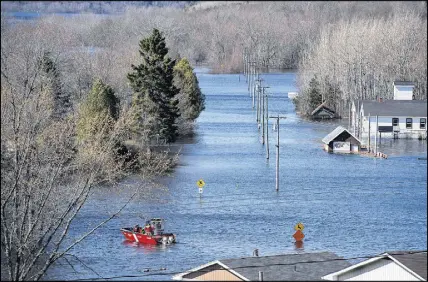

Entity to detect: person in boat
[133,225,140,233]
[144,222,153,236]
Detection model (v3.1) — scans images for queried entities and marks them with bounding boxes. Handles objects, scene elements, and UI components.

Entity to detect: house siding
[184,269,243,281]
[360,116,427,140]
[336,259,421,281]
[182,264,244,281]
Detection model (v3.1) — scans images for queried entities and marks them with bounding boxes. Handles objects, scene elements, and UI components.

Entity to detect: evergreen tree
[173,58,205,121]
[127,28,180,144]
[307,76,322,114]
[38,51,71,120]
[77,79,119,142]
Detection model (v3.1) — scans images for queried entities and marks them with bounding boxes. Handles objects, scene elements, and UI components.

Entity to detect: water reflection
[294,240,304,250]
[121,241,169,253]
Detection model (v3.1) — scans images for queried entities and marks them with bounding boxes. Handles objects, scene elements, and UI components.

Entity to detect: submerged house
[351,81,427,140]
[352,99,427,140]
[311,102,337,120]
[172,252,351,281]
[322,126,361,153]
[322,250,427,281]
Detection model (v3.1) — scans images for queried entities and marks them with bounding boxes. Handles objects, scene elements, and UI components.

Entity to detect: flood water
[46,69,427,280]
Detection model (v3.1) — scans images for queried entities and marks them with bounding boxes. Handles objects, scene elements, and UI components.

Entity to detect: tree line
[296,12,427,117]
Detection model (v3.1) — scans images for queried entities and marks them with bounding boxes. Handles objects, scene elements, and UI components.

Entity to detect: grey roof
[311,102,336,116]
[386,251,427,280]
[394,81,415,86]
[360,100,427,117]
[322,126,360,144]
[219,252,351,281]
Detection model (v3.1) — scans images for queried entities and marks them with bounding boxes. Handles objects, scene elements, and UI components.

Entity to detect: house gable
[182,263,244,281]
[322,252,427,281]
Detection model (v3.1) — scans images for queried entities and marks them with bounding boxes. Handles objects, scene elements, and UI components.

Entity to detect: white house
[394,81,415,100]
[351,99,427,141]
[322,250,427,281]
[350,81,427,141]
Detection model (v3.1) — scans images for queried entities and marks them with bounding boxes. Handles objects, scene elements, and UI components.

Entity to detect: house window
[421,118,426,129]
[406,118,413,129]
[392,118,399,126]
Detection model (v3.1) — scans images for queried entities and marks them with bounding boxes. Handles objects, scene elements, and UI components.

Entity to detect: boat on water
[121,218,176,245]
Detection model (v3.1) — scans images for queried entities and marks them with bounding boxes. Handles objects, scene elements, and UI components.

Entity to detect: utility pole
[269,115,287,192]
[264,88,270,159]
[252,66,258,109]
[247,54,251,90]
[260,86,270,145]
[374,115,378,155]
[255,75,262,124]
[243,48,246,80]
[261,86,265,144]
[368,114,371,152]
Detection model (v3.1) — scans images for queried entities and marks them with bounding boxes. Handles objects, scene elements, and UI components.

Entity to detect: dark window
[406,118,413,129]
[392,118,399,126]
[421,118,426,129]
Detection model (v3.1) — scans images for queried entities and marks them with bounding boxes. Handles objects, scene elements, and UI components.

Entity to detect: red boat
[121,218,176,245]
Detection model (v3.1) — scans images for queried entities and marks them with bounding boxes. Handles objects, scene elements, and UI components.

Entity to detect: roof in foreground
[322,126,360,144]
[387,250,427,280]
[322,250,427,281]
[360,100,427,117]
[219,252,351,281]
[172,251,351,281]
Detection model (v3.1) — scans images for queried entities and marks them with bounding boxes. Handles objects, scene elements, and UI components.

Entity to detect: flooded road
[46,69,427,280]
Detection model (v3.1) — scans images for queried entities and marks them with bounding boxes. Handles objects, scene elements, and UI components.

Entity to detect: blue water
[45,69,427,280]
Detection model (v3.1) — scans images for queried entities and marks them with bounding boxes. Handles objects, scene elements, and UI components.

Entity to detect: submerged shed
[322,126,361,153]
[311,102,336,119]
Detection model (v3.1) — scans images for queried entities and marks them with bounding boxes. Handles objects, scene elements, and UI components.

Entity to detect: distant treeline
[1,1,426,114]
[0,1,195,13]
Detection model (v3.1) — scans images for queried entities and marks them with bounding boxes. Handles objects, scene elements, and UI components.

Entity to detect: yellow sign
[197,179,205,188]
[294,222,304,231]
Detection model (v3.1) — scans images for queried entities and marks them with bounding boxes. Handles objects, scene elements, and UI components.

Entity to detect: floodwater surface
[46,69,427,280]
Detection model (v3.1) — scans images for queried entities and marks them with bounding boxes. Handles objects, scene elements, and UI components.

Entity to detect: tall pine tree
[173,58,205,121]
[77,79,119,143]
[38,51,71,120]
[127,29,180,144]
[307,76,322,114]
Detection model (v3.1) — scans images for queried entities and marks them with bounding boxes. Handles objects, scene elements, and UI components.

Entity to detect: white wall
[394,86,414,100]
[360,116,427,139]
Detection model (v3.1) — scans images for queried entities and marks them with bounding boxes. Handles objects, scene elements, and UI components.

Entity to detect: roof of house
[322,126,360,145]
[311,102,336,116]
[394,81,415,86]
[360,100,427,117]
[172,252,351,281]
[322,250,427,281]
